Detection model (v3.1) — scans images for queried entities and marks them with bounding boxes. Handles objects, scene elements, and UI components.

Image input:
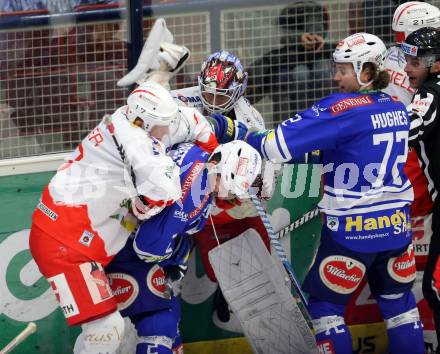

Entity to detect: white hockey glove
[147,42,190,89]
[117,18,190,88]
[131,195,171,221]
[158,42,190,73]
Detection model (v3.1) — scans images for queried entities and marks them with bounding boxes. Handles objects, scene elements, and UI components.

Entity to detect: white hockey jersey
[383,46,416,106]
[32,107,181,265]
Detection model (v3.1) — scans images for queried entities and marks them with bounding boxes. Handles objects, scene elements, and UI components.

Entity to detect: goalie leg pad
[375,292,425,354]
[209,228,317,354]
[308,297,352,354]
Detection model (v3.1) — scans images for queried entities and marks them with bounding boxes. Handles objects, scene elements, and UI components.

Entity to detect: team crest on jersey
[319,255,365,294]
[147,265,171,299]
[107,273,139,311]
[326,216,339,231]
[79,230,94,247]
[311,104,327,116]
[387,244,416,283]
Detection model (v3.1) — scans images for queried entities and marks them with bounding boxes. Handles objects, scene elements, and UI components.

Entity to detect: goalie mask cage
[1,0,439,161]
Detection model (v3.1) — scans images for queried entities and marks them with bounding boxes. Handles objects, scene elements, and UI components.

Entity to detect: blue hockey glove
[208,113,248,143]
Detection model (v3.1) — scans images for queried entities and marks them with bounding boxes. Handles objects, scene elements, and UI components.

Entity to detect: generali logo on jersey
[330,95,373,115]
[319,255,366,294]
[108,273,139,311]
[387,244,416,283]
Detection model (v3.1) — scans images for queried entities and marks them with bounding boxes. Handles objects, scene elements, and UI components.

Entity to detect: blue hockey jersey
[106,143,213,315]
[132,142,213,263]
[246,91,413,252]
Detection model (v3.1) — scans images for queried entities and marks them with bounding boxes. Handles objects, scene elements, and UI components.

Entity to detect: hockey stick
[0,322,37,354]
[250,195,309,306]
[275,207,320,239]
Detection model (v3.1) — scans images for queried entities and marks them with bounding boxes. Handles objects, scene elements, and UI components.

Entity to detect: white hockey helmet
[126,81,179,131]
[392,1,440,44]
[209,140,262,198]
[333,32,387,87]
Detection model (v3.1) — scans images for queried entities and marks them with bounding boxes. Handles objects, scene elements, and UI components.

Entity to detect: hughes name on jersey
[106,143,213,315]
[246,92,413,252]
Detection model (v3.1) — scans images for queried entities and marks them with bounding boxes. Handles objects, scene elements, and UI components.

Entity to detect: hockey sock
[375,291,425,354]
[308,297,352,354]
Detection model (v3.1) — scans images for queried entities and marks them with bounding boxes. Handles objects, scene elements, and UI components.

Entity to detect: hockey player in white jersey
[385,1,440,105]
[29,81,189,354]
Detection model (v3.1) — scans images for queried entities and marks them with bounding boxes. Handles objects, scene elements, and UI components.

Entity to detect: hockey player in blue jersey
[106,140,262,354]
[214,32,424,354]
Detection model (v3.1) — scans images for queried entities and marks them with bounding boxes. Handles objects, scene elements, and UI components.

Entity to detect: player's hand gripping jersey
[247,91,414,252]
[106,142,213,315]
[32,107,181,266]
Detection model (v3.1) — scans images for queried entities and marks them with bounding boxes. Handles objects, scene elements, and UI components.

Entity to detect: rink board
[0,160,415,354]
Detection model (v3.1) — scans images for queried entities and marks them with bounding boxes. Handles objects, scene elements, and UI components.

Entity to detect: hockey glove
[164,264,188,282]
[158,42,190,73]
[131,195,171,221]
[208,114,248,144]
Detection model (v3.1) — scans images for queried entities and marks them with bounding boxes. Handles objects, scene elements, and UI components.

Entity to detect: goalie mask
[208,140,262,199]
[126,81,179,132]
[198,51,248,114]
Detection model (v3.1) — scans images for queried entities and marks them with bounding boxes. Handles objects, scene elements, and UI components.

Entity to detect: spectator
[246,1,334,122]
